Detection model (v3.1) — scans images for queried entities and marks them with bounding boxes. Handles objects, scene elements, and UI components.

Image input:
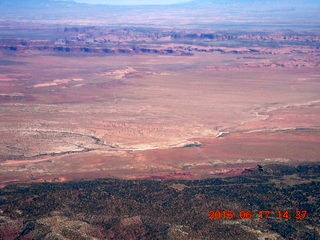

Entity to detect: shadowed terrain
[0,164,319,239]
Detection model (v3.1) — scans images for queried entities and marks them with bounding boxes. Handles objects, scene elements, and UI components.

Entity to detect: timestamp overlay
[208,210,310,221]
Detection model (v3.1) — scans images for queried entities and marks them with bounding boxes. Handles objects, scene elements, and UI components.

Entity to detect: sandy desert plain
[0,25,319,187]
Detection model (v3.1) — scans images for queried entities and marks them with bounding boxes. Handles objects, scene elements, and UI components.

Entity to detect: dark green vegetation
[0,164,319,239]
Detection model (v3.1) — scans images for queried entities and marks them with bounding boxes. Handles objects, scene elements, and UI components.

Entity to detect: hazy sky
[75,0,189,5]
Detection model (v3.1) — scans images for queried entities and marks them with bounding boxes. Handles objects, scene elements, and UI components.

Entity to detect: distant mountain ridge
[1,0,319,8]
[188,0,320,8]
[0,0,80,8]
[0,0,319,27]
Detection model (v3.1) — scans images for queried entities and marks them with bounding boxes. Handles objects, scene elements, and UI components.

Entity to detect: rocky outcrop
[1,27,318,57]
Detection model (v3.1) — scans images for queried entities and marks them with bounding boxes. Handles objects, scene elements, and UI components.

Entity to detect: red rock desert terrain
[0,26,319,186]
